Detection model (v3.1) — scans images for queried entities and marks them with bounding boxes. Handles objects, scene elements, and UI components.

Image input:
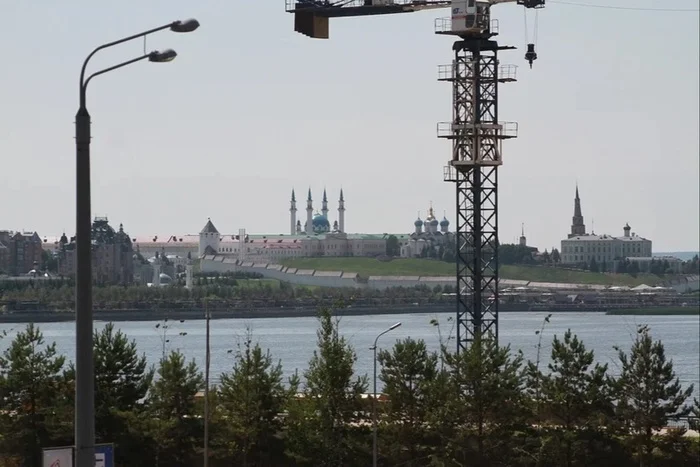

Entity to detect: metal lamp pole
[75,19,199,467]
[370,322,401,467]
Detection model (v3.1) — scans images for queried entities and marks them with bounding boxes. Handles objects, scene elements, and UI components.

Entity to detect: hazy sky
[1,1,698,252]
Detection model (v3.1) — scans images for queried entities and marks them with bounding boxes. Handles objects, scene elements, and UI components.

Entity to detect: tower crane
[286,0,545,353]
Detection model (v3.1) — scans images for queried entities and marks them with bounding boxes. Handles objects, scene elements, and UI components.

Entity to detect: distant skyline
[1,1,698,252]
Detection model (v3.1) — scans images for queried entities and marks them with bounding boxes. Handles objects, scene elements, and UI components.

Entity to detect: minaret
[519,223,527,246]
[185,257,193,289]
[306,188,313,235]
[290,189,297,235]
[152,254,161,287]
[322,188,329,219]
[338,188,346,233]
[569,185,586,238]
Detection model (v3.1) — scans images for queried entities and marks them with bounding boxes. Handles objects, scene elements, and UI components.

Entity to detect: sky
[1,1,698,252]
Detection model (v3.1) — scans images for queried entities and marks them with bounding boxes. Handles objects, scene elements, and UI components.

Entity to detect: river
[0,311,697,397]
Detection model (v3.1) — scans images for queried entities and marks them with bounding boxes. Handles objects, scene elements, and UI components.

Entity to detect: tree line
[0,311,698,466]
[0,281,456,312]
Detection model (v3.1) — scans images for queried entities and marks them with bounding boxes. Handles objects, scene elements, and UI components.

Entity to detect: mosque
[290,188,345,235]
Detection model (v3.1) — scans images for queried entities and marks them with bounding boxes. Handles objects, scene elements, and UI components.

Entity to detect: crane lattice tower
[286,0,545,353]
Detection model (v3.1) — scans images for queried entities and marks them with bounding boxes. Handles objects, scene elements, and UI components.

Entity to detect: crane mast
[286,0,544,353]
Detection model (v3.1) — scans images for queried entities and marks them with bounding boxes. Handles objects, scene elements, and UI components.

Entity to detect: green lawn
[236,278,280,289]
[279,257,666,287]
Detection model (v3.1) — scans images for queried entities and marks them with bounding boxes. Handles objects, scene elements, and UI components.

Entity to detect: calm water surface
[0,312,698,396]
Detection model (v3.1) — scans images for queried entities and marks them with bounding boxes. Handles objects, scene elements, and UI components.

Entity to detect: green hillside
[279,257,666,287]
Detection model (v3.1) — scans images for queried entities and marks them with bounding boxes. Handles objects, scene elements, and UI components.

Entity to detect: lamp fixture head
[170,18,200,33]
[149,49,177,63]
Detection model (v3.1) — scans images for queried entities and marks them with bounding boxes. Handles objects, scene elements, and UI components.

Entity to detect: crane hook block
[524,43,538,69]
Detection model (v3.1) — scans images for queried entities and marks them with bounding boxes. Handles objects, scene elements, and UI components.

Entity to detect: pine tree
[148,350,204,467]
[438,338,528,465]
[377,337,438,465]
[217,329,297,465]
[94,323,154,463]
[285,308,368,466]
[614,325,694,466]
[551,249,561,264]
[0,324,68,466]
[63,323,154,454]
[535,329,613,467]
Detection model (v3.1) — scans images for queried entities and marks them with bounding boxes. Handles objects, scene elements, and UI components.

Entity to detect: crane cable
[523,8,539,47]
[549,1,699,12]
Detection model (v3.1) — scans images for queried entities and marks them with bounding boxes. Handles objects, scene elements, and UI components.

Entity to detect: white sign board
[42,447,73,467]
[95,452,106,467]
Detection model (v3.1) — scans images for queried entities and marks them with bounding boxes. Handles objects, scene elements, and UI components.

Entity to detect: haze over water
[1,312,698,398]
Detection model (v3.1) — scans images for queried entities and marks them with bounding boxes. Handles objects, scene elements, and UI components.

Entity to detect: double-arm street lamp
[370,322,402,467]
[75,18,199,467]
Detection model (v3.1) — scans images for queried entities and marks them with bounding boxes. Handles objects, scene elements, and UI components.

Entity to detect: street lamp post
[74,19,198,467]
[370,322,401,467]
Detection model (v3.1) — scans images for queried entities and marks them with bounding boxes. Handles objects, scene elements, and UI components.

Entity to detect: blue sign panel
[95,444,114,467]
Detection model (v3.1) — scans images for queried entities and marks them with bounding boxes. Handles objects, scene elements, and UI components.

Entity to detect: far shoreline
[606,307,700,316]
[2,304,697,325]
[1,304,456,324]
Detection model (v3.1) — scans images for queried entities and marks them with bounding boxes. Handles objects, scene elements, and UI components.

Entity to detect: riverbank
[4,303,698,323]
[0,304,458,323]
[606,307,700,316]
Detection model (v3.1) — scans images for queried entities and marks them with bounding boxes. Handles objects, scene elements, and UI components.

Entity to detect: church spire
[291,188,296,203]
[569,184,586,238]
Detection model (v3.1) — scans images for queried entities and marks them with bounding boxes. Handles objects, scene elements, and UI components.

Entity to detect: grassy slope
[279,257,666,287]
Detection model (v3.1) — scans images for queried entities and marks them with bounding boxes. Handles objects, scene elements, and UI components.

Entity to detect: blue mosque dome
[312,213,331,233]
